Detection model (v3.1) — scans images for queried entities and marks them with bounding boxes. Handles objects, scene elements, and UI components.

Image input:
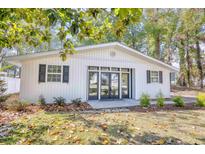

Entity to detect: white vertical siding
[20,46,171,103]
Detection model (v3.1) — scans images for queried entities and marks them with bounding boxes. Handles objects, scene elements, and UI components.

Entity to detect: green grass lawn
[1,110,205,145]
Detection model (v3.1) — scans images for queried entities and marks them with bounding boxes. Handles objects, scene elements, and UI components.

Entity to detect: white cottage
[6,42,178,103]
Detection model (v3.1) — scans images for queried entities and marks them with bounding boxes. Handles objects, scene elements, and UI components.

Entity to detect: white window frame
[47,65,62,82]
[150,71,159,83]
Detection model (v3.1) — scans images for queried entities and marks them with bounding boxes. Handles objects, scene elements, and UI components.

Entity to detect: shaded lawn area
[1,110,205,145]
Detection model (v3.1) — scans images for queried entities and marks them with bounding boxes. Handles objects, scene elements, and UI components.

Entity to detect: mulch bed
[129,103,205,112]
[1,100,204,125]
[41,102,93,112]
[0,102,92,125]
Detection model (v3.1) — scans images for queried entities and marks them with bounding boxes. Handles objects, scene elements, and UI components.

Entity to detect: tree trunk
[155,34,160,59]
[186,49,191,87]
[177,40,187,87]
[131,31,136,49]
[186,33,191,88]
[196,40,203,88]
[0,47,3,69]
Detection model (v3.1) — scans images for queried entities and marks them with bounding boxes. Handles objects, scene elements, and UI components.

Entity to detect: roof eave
[5,42,179,72]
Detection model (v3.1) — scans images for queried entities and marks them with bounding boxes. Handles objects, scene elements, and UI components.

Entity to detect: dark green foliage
[53,97,66,106]
[172,96,185,107]
[0,95,9,103]
[38,95,46,105]
[71,98,82,106]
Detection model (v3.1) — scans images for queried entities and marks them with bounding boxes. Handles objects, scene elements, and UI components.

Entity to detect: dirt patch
[0,105,41,125]
[171,86,205,97]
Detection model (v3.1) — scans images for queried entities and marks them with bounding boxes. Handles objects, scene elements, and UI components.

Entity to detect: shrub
[172,96,184,107]
[196,93,205,107]
[0,79,7,96]
[0,80,8,104]
[156,92,165,107]
[5,100,28,112]
[38,95,46,105]
[71,98,82,106]
[0,95,9,103]
[53,97,66,106]
[140,93,150,107]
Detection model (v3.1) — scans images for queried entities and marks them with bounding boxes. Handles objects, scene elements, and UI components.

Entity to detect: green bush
[38,95,46,105]
[140,93,150,107]
[156,92,165,107]
[172,96,184,107]
[53,97,66,106]
[71,98,82,106]
[5,100,28,112]
[196,93,205,107]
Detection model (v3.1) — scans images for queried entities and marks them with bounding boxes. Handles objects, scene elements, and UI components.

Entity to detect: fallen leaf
[79,128,85,132]
[102,139,109,145]
[157,139,165,145]
[99,124,108,131]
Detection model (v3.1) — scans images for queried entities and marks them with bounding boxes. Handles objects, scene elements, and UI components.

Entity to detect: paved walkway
[88,97,196,109]
[88,99,137,109]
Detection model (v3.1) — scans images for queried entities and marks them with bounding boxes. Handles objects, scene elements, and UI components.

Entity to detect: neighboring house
[6,42,178,103]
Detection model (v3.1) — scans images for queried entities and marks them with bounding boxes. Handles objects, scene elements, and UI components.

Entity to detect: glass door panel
[110,73,119,98]
[88,72,98,100]
[101,73,110,99]
[122,73,129,98]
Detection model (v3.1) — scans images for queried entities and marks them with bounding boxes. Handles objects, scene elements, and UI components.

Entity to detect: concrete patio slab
[88,97,196,109]
[88,99,137,109]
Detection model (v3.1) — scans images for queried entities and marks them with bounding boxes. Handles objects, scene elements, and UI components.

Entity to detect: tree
[0,8,142,61]
[175,9,205,88]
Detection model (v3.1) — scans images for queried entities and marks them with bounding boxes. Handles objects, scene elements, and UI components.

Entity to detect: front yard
[1,109,205,145]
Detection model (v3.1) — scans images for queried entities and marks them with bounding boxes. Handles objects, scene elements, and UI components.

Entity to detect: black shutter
[63,65,69,83]
[39,64,46,82]
[147,70,151,83]
[159,71,163,83]
[170,72,172,84]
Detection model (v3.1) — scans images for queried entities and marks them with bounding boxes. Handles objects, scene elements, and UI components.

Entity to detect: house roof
[5,42,178,72]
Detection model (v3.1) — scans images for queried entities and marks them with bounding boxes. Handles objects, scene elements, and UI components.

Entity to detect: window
[150,71,159,83]
[88,66,99,70]
[101,67,110,71]
[47,65,62,82]
[111,67,120,71]
[121,68,129,72]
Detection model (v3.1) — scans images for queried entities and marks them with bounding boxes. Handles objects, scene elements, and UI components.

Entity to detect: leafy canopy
[0,8,142,60]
